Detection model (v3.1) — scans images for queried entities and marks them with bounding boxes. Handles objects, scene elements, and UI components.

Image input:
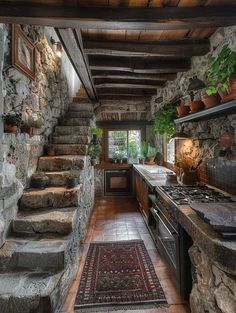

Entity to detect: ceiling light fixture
[50,37,62,57]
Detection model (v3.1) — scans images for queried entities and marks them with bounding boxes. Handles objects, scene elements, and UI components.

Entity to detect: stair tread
[39,155,87,161]
[22,185,81,196]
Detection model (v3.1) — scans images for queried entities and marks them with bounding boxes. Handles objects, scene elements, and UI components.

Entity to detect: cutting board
[190,203,236,233]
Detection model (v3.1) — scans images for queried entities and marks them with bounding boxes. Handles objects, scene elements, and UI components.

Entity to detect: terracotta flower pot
[181,171,198,185]
[176,105,190,117]
[189,101,204,113]
[229,75,236,94]
[145,156,156,165]
[201,94,219,108]
[21,125,34,136]
[217,87,229,100]
[4,123,17,133]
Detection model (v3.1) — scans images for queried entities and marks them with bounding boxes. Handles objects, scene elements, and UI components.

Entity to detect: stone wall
[0,24,80,248]
[150,26,236,195]
[189,245,236,313]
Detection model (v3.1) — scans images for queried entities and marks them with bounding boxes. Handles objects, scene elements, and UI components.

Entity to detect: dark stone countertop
[133,164,236,276]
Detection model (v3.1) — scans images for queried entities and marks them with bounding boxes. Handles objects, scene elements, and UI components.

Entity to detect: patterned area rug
[74,240,167,311]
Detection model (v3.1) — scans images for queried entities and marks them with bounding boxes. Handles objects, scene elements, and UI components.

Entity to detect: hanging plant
[151,106,177,139]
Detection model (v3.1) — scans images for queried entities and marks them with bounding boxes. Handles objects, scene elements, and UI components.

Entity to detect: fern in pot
[152,106,177,139]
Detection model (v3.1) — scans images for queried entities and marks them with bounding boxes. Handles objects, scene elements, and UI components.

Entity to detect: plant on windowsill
[116,145,127,164]
[138,141,148,164]
[205,44,236,101]
[145,145,157,165]
[151,106,177,139]
[3,112,23,133]
[128,140,138,164]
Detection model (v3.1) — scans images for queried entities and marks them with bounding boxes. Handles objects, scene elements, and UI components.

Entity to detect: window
[108,129,141,162]
[166,138,175,164]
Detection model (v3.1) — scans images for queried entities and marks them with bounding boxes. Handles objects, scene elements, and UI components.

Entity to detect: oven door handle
[156,211,177,237]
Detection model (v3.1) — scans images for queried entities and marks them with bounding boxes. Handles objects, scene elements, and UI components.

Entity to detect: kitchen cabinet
[134,170,149,220]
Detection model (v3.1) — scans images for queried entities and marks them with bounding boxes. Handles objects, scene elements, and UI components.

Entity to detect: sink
[142,165,174,175]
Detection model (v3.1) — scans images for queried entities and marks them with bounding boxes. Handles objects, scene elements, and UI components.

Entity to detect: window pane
[166,139,175,164]
[108,130,128,159]
[128,130,141,161]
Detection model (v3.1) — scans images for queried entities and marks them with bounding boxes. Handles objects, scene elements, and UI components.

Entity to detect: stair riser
[20,189,79,210]
[7,250,66,272]
[69,102,93,112]
[45,144,87,156]
[45,172,72,187]
[38,158,85,172]
[54,126,89,136]
[12,219,74,235]
[60,118,91,126]
[52,135,89,144]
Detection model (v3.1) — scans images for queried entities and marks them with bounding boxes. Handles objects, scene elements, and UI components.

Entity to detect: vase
[176,105,190,117]
[189,101,204,113]
[145,156,156,165]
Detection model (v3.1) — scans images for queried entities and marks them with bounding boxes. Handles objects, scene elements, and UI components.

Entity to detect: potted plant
[90,127,103,144]
[201,89,220,108]
[175,152,202,185]
[21,115,43,136]
[117,145,127,164]
[152,106,177,139]
[128,140,138,164]
[205,44,236,101]
[31,172,49,189]
[88,142,102,166]
[145,145,157,165]
[3,112,22,133]
[138,141,148,164]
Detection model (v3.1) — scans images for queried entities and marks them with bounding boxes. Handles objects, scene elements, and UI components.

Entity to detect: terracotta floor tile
[62,197,189,313]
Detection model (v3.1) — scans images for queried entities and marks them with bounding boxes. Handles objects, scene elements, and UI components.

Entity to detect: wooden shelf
[174,100,236,124]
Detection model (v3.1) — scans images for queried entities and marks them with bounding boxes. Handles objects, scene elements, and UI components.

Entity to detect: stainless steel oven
[104,169,132,196]
[148,193,192,300]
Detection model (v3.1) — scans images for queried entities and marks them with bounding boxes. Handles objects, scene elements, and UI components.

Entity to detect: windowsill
[94,162,133,169]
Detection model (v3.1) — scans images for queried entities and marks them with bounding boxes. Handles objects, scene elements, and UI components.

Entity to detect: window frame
[101,125,146,164]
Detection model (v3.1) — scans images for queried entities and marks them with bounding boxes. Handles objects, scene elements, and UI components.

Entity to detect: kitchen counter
[133,164,176,189]
[133,164,236,275]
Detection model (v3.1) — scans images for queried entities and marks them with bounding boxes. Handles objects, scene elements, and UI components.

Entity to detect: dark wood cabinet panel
[134,170,149,220]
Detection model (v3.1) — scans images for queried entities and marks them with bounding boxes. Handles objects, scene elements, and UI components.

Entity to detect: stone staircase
[0,98,95,313]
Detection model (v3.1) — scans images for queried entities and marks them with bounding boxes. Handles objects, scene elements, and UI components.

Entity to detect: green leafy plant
[128,140,138,158]
[139,141,148,159]
[3,112,22,127]
[87,143,102,159]
[90,127,103,137]
[152,106,177,138]
[147,144,157,158]
[206,44,236,95]
[23,116,43,128]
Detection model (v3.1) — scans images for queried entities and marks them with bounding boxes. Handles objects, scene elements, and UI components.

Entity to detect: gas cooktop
[158,185,236,206]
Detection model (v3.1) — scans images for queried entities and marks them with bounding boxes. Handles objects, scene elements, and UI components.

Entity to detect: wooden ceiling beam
[89,56,191,74]
[94,78,166,86]
[92,71,177,81]
[97,87,157,96]
[0,4,236,30]
[95,83,163,89]
[84,39,210,57]
[56,28,97,101]
[98,95,151,100]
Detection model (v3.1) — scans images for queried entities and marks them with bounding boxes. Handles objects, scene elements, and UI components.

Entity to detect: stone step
[65,111,94,119]
[52,134,90,144]
[59,117,92,126]
[19,186,81,210]
[69,101,94,112]
[12,207,77,235]
[38,155,86,172]
[0,271,61,313]
[54,125,89,136]
[44,171,80,187]
[0,236,70,272]
[45,144,87,156]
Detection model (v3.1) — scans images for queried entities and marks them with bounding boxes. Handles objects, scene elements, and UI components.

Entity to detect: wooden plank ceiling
[1,0,236,120]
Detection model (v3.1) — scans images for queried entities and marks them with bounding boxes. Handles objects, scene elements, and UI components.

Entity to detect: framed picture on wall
[12,25,36,80]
